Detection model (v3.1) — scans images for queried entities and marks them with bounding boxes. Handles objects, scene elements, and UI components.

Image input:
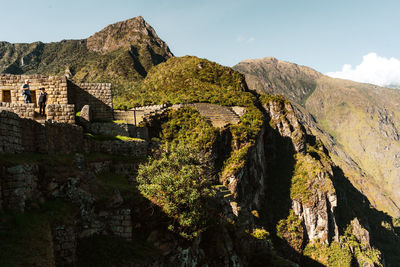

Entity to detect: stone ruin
[0,74,113,123]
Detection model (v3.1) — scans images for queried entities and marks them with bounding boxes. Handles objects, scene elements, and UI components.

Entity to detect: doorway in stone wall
[1,90,11,102]
[30,90,37,106]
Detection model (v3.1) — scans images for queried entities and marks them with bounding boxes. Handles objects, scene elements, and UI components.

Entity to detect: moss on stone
[276,210,304,252]
[290,153,334,206]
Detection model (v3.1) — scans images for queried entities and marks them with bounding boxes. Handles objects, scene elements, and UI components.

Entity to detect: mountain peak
[241,57,279,64]
[86,16,172,55]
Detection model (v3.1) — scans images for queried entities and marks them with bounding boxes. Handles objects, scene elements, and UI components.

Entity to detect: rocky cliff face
[220,98,397,266]
[87,16,172,57]
[1,98,399,266]
[234,58,400,218]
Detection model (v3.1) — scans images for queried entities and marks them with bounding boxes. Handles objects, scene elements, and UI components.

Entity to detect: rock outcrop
[87,16,172,57]
[234,57,400,218]
[0,16,173,95]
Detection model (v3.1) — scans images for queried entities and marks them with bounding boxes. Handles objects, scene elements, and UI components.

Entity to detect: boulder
[80,105,92,122]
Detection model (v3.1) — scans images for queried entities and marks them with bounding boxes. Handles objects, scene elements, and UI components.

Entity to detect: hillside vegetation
[234,57,400,217]
[233,57,322,105]
[0,16,172,97]
[115,56,256,108]
[2,17,400,266]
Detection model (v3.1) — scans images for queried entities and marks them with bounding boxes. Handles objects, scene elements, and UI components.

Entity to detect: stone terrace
[114,103,246,128]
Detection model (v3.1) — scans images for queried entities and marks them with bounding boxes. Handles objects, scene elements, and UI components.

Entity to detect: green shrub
[290,153,334,206]
[303,241,352,266]
[161,107,218,152]
[137,144,215,239]
[260,94,289,106]
[251,228,270,240]
[276,210,304,252]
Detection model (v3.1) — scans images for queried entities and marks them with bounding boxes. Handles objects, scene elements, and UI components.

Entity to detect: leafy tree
[137,144,215,239]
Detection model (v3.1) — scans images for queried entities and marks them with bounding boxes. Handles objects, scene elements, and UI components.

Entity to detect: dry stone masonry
[0,74,68,104]
[0,164,39,212]
[0,102,35,119]
[113,104,169,125]
[53,225,77,266]
[107,209,133,241]
[0,74,113,124]
[47,104,75,124]
[69,81,113,121]
[87,122,149,139]
[0,110,83,154]
[114,103,246,128]
[84,138,147,157]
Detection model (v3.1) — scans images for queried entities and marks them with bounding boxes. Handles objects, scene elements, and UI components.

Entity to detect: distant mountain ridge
[0,16,173,96]
[234,57,400,217]
[234,57,322,105]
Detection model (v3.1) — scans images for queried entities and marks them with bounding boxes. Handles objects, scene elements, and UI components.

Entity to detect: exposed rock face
[87,16,172,57]
[80,104,91,122]
[234,57,400,218]
[0,17,173,94]
[264,100,339,243]
[216,98,392,265]
[1,99,397,266]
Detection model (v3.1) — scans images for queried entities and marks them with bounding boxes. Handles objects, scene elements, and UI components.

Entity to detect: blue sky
[1,0,399,77]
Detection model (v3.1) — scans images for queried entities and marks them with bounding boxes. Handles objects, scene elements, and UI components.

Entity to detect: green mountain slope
[234,57,400,217]
[233,57,322,105]
[120,55,255,107]
[0,16,173,96]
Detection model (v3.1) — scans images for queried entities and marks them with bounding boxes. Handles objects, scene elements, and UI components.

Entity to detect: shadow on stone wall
[67,81,113,121]
[0,110,83,154]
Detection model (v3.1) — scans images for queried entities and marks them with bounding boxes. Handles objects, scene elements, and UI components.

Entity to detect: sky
[1,0,400,86]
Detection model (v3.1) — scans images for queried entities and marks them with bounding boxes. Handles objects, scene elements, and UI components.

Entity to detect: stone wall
[0,160,136,265]
[0,74,112,123]
[0,111,24,153]
[84,138,147,158]
[87,122,149,140]
[107,209,132,241]
[0,74,68,105]
[114,103,246,128]
[0,164,39,212]
[47,104,75,124]
[113,104,169,125]
[113,110,145,124]
[45,121,83,154]
[69,81,113,121]
[172,103,243,128]
[0,110,83,154]
[0,102,35,119]
[53,225,77,266]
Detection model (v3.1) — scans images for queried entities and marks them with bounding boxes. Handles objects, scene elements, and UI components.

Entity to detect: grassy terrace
[84,132,144,142]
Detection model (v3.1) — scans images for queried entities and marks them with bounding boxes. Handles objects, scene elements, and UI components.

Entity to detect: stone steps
[114,103,245,128]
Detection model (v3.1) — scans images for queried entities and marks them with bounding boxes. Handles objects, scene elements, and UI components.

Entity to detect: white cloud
[326,53,400,87]
[236,35,255,44]
[247,37,255,43]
